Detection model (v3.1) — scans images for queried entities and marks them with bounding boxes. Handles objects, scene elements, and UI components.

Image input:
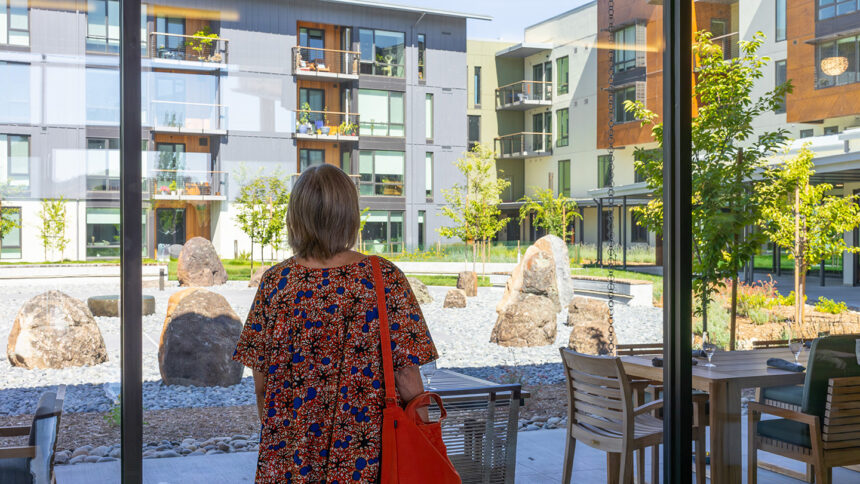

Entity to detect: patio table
[620,347,808,482]
[425,369,529,484]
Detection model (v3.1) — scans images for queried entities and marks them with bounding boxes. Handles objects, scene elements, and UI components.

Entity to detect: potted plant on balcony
[339,121,358,136]
[297,102,312,134]
[185,26,221,62]
[321,107,331,135]
[169,180,178,196]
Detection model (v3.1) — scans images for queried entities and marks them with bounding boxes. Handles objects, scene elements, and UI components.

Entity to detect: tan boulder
[490,293,557,347]
[567,297,616,355]
[443,289,467,308]
[496,245,560,314]
[406,277,433,305]
[533,235,574,308]
[7,291,108,369]
[456,271,478,297]
[176,237,228,287]
[248,265,271,288]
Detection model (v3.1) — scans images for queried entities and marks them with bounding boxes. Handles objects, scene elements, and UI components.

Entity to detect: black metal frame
[120,0,143,481]
[662,1,693,481]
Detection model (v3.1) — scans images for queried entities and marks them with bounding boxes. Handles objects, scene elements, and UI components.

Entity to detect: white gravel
[0,279,662,416]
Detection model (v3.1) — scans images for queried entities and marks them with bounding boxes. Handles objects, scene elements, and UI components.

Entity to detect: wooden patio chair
[0,385,66,484]
[749,335,860,484]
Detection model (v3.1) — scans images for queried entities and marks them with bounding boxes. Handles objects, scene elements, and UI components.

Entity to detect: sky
[377,0,593,42]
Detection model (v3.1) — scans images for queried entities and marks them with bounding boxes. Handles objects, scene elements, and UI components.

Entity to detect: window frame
[631,210,649,244]
[358,150,406,197]
[425,152,433,200]
[613,24,637,73]
[360,210,404,253]
[556,108,569,147]
[815,35,860,89]
[467,115,481,150]
[0,205,21,259]
[598,154,612,188]
[358,27,406,78]
[775,0,786,42]
[299,148,325,171]
[774,59,787,114]
[2,0,29,47]
[558,159,571,197]
[556,56,569,95]
[357,89,405,137]
[2,133,29,192]
[425,93,433,141]
[817,0,859,20]
[86,137,121,192]
[473,65,481,107]
[417,33,426,82]
[613,86,637,123]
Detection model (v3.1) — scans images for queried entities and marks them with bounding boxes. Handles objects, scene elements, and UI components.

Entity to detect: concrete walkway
[55,420,858,483]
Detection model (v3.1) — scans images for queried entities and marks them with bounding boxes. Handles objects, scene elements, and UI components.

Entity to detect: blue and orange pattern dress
[233,256,438,483]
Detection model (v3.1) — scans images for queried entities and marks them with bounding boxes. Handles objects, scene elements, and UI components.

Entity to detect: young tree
[518,188,580,243]
[437,144,509,272]
[628,31,791,348]
[39,198,69,261]
[0,199,20,257]
[264,177,290,261]
[234,174,269,274]
[759,146,860,326]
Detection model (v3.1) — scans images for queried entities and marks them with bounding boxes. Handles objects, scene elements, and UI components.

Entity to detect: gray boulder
[443,289,467,308]
[87,295,156,317]
[534,235,574,308]
[168,244,184,260]
[7,291,108,369]
[456,271,478,297]
[406,277,433,304]
[176,237,228,287]
[490,293,557,347]
[567,297,616,355]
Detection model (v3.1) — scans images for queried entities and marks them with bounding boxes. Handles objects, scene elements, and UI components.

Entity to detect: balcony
[147,32,229,70]
[149,100,226,135]
[292,47,360,81]
[293,110,360,141]
[496,81,552,111]
[149,169,228,201]
[495,132,553,159]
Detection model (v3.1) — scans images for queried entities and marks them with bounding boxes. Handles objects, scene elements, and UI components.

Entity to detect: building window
[467,115,480,150]
[473,66,481,106]
[818,0,859,20]
[359,28,405,77]
[299,27,324,55]
[425,152,433,199]
[0,134,28,195]
[0,62,29,124]
[598,154,612,188]
[358,89,404,137]
[556,108,569,147]
[601,210,613,242]
[299,88,325,124]
[425,93,433,140]
[775,60,787,114]
[87,138,120,192]
[417,210,426,250]
[633,148,658,183]
[359,150,405,196]
[614,86,637,123]
[816,35,859,88]
[418,33,426,81]
[556,56,569,94]
[800,128,814,138]
[614,25,637,73]
[776,0,786,42]
[341,151,352,173]
[154,16,185,59]
[1,0,28,46]
[631,211,648,243]
[87,207,123,258]
[361,210,404,253]
[87,0,119,53]
[300,149,324,171]
[1,206,21,259]
[824,125,839,135]
[558,160,570,197]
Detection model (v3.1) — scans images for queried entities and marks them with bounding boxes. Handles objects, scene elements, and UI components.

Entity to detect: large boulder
[158,288,244,387]
[490,293,557,347]
[456,271,478,297]
[496,245,560,314]
[248,265,271,288]
[7,291,108,369]
[87,295,156,317]
[533,235,574,308]
[168,244,184,260]
[443,289,467,308]
[176,237,228,287]
[567,297,616,355]
[406,277,433,305]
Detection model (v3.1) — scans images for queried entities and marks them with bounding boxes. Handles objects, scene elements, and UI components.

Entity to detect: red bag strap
[370,256,397,408]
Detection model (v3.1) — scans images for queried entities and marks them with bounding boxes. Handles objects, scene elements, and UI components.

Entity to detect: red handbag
[370,256,461,484]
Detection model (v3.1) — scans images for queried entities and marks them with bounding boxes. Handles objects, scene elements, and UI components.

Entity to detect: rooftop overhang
[588,182,654,200]
[318,0,492,20]
[495,42,553,58]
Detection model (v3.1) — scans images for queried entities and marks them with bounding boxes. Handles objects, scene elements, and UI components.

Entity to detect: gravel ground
[0,278,662,416]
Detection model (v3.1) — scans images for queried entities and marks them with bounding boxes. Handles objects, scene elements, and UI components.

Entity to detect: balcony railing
[150,100,226,134]
[495,132,553,159]
[292,46,360,79]
[295,110,360,140]
[710,32,739,61]
[496,81,553,110]
[149,169,228,200]
[148,32,229,64]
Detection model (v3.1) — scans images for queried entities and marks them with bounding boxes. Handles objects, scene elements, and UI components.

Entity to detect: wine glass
[420,361,437,387]
[702,332,717,367]
[789,340,803,364]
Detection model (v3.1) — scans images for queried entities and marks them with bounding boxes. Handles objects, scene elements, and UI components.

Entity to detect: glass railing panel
[147,32,229,64]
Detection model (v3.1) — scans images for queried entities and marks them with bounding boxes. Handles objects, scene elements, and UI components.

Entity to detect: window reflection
[358,28,405,77]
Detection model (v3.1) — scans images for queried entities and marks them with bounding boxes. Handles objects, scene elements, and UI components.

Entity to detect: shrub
[775,291,807,307]
[693,301,731,349]
[748,307,772,325]
[814,297,848,315]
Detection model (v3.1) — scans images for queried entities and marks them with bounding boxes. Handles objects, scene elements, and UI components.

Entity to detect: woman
[234,164,437,483]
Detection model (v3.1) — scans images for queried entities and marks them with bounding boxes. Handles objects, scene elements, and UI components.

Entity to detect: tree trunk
[794,186,801,328]
[701,290,708,334]
[729,275,738,351]
[799,268,807,331]
[250,240,255,275]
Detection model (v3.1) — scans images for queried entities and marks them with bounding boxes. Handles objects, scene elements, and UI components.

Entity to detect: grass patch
[573,267,663,303]
[406,274,491,287]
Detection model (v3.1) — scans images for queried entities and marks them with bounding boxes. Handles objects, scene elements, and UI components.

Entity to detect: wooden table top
[621,347,809,390]
[427,369,530,399]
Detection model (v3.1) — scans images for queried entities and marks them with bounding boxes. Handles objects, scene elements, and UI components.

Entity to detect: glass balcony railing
[495,132,553,158]
[150,100,225,133]
[292,46,360,78]
[294,110,360,138]
[496,81,553,110]
[147,31,229,64]
[149,169,228,199]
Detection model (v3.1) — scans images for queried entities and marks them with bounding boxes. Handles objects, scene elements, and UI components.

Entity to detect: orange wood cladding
[296,79,343,114]
[596,1,731,149]
[153,133,211,153]
[296,140,344,172]
[785,0,860,123]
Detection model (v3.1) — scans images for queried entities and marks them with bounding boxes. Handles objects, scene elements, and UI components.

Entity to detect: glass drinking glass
[702,332,717,367]
[420,361,437,387]
[789,340,803,364]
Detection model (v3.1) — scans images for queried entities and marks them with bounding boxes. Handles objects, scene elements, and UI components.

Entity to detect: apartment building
[0,0,484,262]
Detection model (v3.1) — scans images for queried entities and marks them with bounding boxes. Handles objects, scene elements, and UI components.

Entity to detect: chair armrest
[0,446,36,459]
[634,399,664,417]
[747,401,818,426]
[0,426,30,437]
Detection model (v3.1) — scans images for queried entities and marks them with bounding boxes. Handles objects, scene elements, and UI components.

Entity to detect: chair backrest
[821,376,860,451]
[616,343,664,356]
[28,386,64,484]
[802,335,860,418]
[560,348,635,440]
[752,339,789,349]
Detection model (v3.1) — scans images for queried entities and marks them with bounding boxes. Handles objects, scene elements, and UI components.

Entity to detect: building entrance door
[156,207,186,248]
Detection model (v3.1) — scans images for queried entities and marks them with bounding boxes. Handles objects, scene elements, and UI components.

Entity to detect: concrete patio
[55,418,859,483]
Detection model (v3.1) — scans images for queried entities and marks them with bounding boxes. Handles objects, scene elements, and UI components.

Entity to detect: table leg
[709,381,742,482]
[607,452,620,484]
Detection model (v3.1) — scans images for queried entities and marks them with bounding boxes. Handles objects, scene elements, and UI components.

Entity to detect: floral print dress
[233,256,438,483]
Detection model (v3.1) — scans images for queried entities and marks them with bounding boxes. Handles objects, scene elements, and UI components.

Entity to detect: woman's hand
[253,370,266,423]
[394,364,429,422]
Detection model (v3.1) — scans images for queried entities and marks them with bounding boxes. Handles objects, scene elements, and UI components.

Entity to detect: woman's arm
[394,364,429,422]
[253,370,266,423]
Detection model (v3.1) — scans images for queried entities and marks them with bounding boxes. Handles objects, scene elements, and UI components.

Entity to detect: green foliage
[185,26,220,60]
[814,297,848,315]
[298,102,312,127]
[233,167,290,271]
[626,31,791,343]
[748,307,773,326]
[0,205,20,256]
[406,274,491,287]
[693,301,731,349]
[39,198,69,261]
[518,188,581,241]
[775,291,806,307]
